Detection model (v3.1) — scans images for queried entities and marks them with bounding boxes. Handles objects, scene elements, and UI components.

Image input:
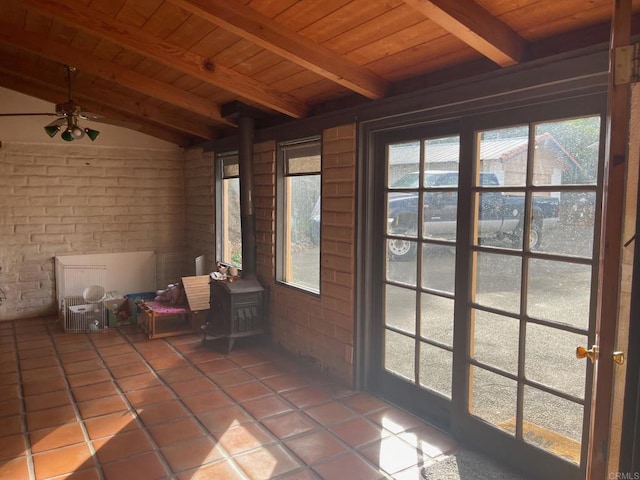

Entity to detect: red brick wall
[254,125,357,386]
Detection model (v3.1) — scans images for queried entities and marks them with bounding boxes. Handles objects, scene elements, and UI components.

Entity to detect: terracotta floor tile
[117,372,162,392]
[0,433,27,461]
[262,373,312,393]
[313,452,385,480]
[17,338,53,350]
[338,392,390,415]
[359,436,424,476]
[181,390,234,414]
[92,428,155,464]
[22,376,68,396]
[177,459,246,480]
[245,363,284,379]
[124,385,176,408]
[135,343,176,359]
[56,342,93,354]
[214,422,275,455]
[281,387,332,409]
[183,350,225,365]
[101,451,168,480]
[303,401,357,426]
[0,398,22,417]
[158,365,202,384]
[0,372,18,385]
[102,352,143,367]
[0,455,30,480]
[208,369,254,387]
[234,443,303,480]
[83,411,138,439]
[161,435,224,472]
[20,355,58,371]
[241,394,293,419]
[398,424,459,458]
[197,358,238,375]
[92,334,127,347]
[148,416,206,447]
[59,350,99,364]
[229,352,271,368]
[261,411,318,440]
[30,422,86,453]
[63,359,106,375]
[285,430,348,465]
[137,400,189,426]
[72,381,118,402]
[18,345,56,360]
[78,394,128,418]
[329,417,390,448]
[225,381,272,402]
[98,343,137,358]
[366,407,425,435]
[197,405,254,434]
[27,404,78,431]
[171,376,218,398]
[0,383,21,402]
[0,414,24,436]
[32,443,94,479]
[67,369,111,388]
[20,364,63,382]
[276,469,321,480]
[0,362,17,374]
[314,382,355,400]
[109,360,151,379]
[146,354,189,371]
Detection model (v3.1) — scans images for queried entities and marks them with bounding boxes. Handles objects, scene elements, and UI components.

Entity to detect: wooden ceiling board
[0,2,27,26]
[346,19,452,68]
[222,47,285,76]
[69,30,102,53]
[273,0,354,32]
[133,58,169,78]
[322,5,426,56]
[165,13,216,50]
[23,9,53,35]
[298,1,403,45]
[47,20,78,46]
[248,0,300,19]
[190,26,243,58]
[89,0,128,16]
[116,0,164,28]
[140,1,191,38]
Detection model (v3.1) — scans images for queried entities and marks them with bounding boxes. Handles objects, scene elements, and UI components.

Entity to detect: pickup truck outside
[387,171,560,259]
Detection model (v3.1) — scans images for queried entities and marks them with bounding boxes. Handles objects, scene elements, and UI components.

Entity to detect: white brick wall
[0,142,186,321]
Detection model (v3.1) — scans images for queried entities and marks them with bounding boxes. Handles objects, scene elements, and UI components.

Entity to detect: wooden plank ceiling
[0,0,638,146]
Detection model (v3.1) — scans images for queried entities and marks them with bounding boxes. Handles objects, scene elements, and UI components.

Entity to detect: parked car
[387,171,560,259]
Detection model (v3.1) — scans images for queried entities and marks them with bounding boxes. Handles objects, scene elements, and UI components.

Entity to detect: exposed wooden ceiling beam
[402,0,529,66]
[167,0,388,100]
[0,21,230,127]
[0,54,218,140]
[24,0,310,118]
[0,72,191,146]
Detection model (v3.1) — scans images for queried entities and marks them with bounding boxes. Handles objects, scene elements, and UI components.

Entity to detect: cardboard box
[104,298,135,327]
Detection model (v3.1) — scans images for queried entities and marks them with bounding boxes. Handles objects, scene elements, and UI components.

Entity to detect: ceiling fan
[0,65,101,142]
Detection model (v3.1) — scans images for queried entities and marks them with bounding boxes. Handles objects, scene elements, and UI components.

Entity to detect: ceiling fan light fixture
[85,128,100,141]
[44,124,61,138]
[61,129,75,142]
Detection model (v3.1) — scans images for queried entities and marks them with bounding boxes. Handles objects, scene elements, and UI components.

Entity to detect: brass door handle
[576,345,598,364]
[613,351,625,365]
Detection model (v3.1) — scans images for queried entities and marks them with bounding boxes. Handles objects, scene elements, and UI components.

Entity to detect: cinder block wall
[253,125,357,386]
[183,147,216,274]
[0,142,186,321]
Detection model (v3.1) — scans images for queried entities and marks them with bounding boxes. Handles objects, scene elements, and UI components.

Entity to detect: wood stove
[202,277,265,353]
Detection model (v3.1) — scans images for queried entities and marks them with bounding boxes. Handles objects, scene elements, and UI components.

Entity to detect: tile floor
[0,316,461,480]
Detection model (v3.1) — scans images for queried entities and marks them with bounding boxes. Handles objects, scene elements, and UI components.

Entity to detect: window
[277,138,321,293]
[217,153,242,268]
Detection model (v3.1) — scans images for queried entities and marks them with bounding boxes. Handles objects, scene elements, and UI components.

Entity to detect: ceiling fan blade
[0,112,59,117]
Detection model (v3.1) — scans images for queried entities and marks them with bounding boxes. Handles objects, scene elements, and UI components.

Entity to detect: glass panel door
[466,116,601,473]
[380,131,460,425]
